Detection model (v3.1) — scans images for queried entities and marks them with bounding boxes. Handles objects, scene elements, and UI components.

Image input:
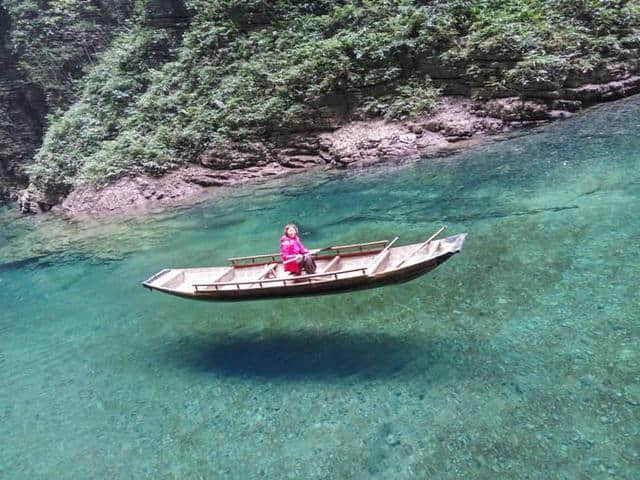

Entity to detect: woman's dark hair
[283,223,298,235]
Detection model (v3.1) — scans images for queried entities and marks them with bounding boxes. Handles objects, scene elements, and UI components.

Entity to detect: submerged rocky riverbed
[1,96,639,479]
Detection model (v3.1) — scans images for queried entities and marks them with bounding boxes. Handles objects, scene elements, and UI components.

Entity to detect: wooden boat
[142,227,466,302]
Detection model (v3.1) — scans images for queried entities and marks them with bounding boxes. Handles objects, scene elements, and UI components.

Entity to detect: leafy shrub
[4,0,133,110]
[27,26,177,194]
[24,0,640,196]
[358,78,440,120]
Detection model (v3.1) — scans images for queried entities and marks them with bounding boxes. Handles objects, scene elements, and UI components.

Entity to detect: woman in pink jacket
[280,224,316,275]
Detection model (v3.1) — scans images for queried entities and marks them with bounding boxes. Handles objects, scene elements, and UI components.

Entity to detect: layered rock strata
[39,96,576,217]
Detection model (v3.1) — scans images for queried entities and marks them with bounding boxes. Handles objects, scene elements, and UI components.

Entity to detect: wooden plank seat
[318,256,341,274]
[244,263,279,289]
[256,263,278,281]
[301,256,342,282]
[213,267,234,282]
[193,267,234,292]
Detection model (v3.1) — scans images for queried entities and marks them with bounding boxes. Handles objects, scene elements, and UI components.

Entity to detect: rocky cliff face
[0,4,45,203]
[5,1,640,214]
[193,54,640,175]
[420,55,640,125]
[0,0,131,206]
[1,0,190,210]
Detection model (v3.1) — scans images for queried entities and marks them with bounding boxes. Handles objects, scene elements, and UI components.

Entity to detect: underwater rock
[17,188,54,214]
[579,374,595,386]
[384,434,401,447]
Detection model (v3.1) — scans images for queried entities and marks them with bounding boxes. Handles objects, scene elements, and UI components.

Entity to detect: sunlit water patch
[1,97,639,479]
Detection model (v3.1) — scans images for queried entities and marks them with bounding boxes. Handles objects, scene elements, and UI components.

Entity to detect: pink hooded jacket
[280,234,309,274]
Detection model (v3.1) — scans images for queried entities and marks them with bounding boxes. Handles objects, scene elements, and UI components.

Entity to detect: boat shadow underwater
[162,329,497,381]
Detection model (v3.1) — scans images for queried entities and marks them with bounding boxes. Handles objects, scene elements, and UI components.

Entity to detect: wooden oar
[395,226,447,268]
[282,238,390,265]
[366,236,399,276]
[282,246,333,265]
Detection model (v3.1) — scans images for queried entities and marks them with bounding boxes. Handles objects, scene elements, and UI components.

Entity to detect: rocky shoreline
[17,82,640,218]
[4,0,640,220]
[14,96,499,217]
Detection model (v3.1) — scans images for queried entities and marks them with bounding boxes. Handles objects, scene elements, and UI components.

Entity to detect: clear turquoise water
[1,97,639,479]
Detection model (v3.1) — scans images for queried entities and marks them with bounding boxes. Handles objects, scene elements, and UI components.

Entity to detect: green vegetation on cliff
[4,0,134,108]
[0,0,134,200]
[11,0,640,198]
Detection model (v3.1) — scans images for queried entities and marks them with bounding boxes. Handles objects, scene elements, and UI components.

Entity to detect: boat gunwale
[227,239,390,266]
[193,266,368,291]
[231,248,385,269]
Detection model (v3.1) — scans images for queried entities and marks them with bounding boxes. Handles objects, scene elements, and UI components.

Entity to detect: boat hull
[148,253,456,302]
[142,232,466,302]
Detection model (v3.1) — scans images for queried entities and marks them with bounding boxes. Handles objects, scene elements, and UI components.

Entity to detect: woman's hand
[295,254,303,262]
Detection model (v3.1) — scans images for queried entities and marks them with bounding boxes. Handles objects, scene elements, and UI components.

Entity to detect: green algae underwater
[1,97,639,479]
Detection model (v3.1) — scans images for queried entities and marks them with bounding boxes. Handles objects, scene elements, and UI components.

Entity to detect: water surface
[1,97,639,479]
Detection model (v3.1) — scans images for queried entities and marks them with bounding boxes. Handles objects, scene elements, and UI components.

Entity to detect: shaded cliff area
[2,1,640,213]
[0,3,43,203]
[0,0,137,203]
[0,0,187,207]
